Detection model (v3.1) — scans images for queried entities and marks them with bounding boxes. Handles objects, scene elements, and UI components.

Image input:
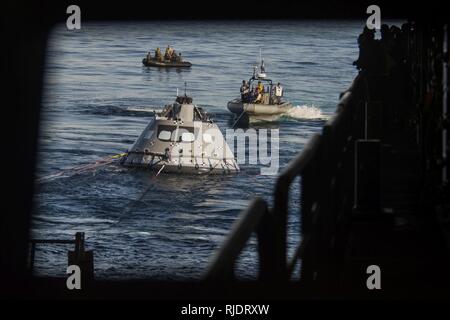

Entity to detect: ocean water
[32,20,363,280]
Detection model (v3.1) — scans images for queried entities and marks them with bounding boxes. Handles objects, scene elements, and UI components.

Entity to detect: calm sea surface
[32,20,366,279]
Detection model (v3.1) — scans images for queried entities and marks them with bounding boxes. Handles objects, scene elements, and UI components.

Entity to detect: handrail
[29,232,86,271]
[287,234,309,276]
[30,239,76,244]
[205,198,268,281]
[275,134,322,187]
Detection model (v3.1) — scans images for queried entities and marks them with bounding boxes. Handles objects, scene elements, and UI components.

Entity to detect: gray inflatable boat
[142,57,192,68]
[227,61,293,121]
[227,99,293,116]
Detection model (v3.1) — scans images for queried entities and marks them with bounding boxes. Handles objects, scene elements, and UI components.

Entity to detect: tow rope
[36,152,128,183]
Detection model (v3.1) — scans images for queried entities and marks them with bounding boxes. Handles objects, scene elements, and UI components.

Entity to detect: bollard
[68,232,94,287]
[354,139,381,214]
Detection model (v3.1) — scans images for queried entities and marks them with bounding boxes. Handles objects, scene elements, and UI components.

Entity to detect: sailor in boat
[170,50,183,63]
[273,82,283,104]
[164,45,175,61]
[254,81,265,104]
[240,80,250,103]
[155,47,163,62]
[175,52,183,62]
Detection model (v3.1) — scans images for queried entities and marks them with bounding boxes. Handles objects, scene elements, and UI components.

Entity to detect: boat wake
[283,104,328,120]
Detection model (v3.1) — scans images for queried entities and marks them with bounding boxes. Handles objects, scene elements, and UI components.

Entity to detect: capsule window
[158,130,172,141]
[181,132,195,142]
[157,125,177,141]
[177,126,196,142]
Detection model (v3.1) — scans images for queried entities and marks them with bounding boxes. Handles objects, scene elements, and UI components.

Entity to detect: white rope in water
[35,150,169,233]
[231,110,247,129]
[36,153,127,183]
[155,164,166,177]
[96,162,166,231]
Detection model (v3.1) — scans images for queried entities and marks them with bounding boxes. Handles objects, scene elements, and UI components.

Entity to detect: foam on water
[284,104,328,120]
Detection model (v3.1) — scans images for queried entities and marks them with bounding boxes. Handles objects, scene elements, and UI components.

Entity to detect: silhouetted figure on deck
[380,24,397,73]
[389,25,404,65]
[353,27,376,71]
[380,24,393,53]
[353,26,388,75]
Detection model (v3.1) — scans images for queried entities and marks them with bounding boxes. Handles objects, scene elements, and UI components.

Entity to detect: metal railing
[206,198,268,280]
[29,232,92,276]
